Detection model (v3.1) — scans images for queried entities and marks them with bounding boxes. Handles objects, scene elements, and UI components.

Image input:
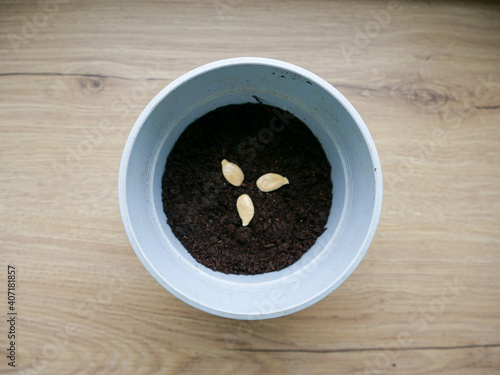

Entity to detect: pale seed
[236,194,254,226]
[221,159,244,186]
[256,173,289,192]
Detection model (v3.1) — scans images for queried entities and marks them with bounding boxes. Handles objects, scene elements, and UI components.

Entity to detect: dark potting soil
[161,102,332,275]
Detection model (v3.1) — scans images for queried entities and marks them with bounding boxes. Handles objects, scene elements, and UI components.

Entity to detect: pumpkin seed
[256,173,289,192]
[221,159,244,186]
[236,194,254,226]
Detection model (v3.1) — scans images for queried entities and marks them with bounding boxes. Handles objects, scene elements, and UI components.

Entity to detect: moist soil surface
[161,102,332,275]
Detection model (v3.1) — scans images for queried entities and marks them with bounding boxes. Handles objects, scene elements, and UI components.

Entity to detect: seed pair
[221,159,289,226]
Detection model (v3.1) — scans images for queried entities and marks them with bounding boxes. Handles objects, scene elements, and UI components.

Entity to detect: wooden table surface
[1,1,499,374]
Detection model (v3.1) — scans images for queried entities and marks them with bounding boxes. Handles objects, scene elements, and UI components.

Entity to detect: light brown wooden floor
[1,1,499,374]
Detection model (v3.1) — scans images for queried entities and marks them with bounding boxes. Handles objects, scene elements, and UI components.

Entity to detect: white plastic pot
[119,57,382,320]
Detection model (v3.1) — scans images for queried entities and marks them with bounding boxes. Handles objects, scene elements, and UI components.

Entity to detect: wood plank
[0,0,499,373]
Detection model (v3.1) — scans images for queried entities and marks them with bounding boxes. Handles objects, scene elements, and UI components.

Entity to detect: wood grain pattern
[1,0,499,374]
